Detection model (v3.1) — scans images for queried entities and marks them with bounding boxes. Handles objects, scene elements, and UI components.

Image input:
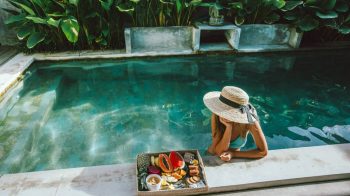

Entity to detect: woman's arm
[230,121,268,158]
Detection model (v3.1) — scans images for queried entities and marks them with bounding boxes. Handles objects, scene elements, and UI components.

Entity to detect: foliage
[2,0,350,51]
[281,0,350,34]
[3,0,126,51]
[118,0,202,27]
[222,0,287,25]
[3,0,202,50]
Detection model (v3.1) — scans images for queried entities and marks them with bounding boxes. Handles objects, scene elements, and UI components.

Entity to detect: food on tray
[180,169,186,176]
[154,157,160,167]
[162,175,178,183]
[189,165,198,170]
[148,176,160,185]
[161,178,169,186]
[171,172,182,180]
[169,151,185,170]
[184,152,195,163]
[151,156,160,167]
[192,159,199,166]
[138,151,206,192]
[189,164,200,176]
[148,165,161,175]
[186,176,201,184]
[151,156,155,166]
[189,169,199,176]
[159,154,173,173]
[138,154,150,172]
[146,174,162,191]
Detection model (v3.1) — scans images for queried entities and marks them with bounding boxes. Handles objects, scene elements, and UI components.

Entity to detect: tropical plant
[281,0,350,34]
[119,0,202,27]
[223,0,287,25]
[3,0,126,51]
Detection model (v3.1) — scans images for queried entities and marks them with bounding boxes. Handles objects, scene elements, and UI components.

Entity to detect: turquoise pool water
[0,50,350,174]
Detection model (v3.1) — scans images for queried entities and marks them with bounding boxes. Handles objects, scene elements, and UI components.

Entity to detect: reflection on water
[0,50,350,174]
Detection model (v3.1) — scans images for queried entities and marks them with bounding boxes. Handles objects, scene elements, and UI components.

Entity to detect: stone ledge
[0,144,349,196]
[0,53,34,100]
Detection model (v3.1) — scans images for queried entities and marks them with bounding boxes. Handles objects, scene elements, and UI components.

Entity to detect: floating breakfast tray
[136,149,208,196]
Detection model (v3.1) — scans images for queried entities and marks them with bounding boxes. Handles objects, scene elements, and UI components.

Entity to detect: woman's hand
[219,117,233,128]
[220,151,233,162]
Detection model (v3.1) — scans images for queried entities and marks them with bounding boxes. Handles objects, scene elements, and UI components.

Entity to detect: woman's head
[203,86,259,124]
[213,113,247,138]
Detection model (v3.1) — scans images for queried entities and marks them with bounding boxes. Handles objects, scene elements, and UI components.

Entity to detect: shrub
[4,0,126,51]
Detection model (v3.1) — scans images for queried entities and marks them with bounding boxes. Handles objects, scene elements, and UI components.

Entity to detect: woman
[203,86,268,162]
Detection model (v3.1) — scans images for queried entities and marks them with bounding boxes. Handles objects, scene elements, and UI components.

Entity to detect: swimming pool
[0,50,349,174]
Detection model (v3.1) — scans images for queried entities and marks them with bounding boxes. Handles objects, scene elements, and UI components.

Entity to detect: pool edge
[0,144,349,195]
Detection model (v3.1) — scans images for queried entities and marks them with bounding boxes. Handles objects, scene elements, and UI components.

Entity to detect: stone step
[0,75,62,173]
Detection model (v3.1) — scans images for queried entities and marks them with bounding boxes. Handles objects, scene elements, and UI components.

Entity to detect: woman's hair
[214,114,247,139]
[214,114,226,139]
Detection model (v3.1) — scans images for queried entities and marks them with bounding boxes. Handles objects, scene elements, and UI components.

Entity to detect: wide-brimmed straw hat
[203,86,259,124]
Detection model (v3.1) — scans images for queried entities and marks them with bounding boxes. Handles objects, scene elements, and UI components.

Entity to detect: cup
[146,174,161,191]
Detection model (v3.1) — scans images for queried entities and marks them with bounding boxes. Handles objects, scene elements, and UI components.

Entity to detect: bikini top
[229,132,248,149]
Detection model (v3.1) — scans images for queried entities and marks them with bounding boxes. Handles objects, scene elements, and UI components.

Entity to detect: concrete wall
[0,0,17,45]
[125,27,193,53]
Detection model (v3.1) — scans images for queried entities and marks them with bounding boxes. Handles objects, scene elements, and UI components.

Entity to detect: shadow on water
[1,49,350,174]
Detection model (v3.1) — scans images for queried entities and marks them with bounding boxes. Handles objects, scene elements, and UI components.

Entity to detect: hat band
[219,95,259,123]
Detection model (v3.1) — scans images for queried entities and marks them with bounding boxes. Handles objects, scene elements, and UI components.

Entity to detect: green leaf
[323,0,337,10]
[26,32,45,49]
[335,0,349,13]
[304,0,318,6]
[273,0,286,9]
[116,4,135,13]
[188,0,202,6]
[176,0,182,14]
[235,16,245,25]
[199,2,223,9]
[264,13,280,24]
[9,1,35,15]
[281,1,303,11]
[297,16,319,31]
[17,25,34,40]
[26,16,47,24]
[1,7,20,15]
[338,26,350,34]
[47,18,60,28]
[60,17,80,43]
[5,14,26,25]
[283,11,300,20]
[345,14,350,23]
[316,11,338,19]
[323,19,337,28]
[160,0,174,5]
[31,0,45,8]
[229,2,243,10]
[100,0,113,11]
[47,12,65,17]
[69,0,79,6]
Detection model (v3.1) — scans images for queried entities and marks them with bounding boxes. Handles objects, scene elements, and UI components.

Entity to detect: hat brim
[203,91,258,124]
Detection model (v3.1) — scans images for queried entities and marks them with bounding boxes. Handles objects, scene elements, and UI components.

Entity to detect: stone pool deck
[0,144,349,195]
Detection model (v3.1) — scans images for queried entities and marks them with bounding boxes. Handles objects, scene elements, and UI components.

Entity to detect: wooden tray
[136,149,208,196]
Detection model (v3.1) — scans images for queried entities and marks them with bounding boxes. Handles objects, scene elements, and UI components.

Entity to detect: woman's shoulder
[246,121,262,132]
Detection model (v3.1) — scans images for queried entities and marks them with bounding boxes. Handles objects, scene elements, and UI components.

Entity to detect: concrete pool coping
[0,144,349,195]
[0,49,350,195]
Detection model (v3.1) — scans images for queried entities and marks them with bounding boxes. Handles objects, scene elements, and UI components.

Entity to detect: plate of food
[136,150,208,195]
